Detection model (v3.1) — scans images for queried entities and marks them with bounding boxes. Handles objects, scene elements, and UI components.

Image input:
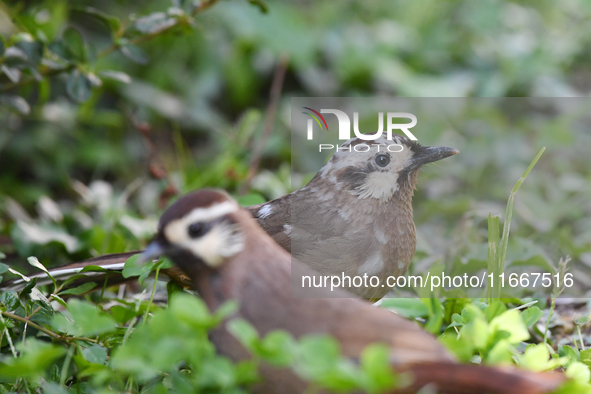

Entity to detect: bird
[137,188,565,394]
[247,133,458,299]
[3,133,457,300]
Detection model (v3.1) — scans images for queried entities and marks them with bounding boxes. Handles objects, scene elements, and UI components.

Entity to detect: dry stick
[1,311,98,344]
[241,54,289,194]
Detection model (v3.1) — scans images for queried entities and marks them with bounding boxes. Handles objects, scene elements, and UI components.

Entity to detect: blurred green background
[0,0,590,289]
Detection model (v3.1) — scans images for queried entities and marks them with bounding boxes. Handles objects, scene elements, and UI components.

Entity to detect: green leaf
[255,330,297,366]
[134,12,176,34]
[76,7,121,32]
[1,65,21,83]
[27,256,49,273]
[52,299,116,336]
[59,282,97,296]
[169,293,218,328]
[0,37,4,56]
[380,298,429,318]
[248,0,269,13]
[485,300,506,322]
[236,193,266,207]
[580,348,591,368]
[566,362,591,384]
[227,318,259,350]
[110,305,138,325]
[575,315,591,326]
[521,306,543,328]
[0,262,8,274]
[519,344,565,372]
[80,344,108,365]
[120,44,149,64]
[66,69,92,103]
[0,339,66,379]
[63,27,87,62]
[360,344,398,393]
[0,95,31,115]
[0,290,21,311]
[438,332,474,362]
[122,253,152,284]
[489,309,530,344]
[99,70,131,84]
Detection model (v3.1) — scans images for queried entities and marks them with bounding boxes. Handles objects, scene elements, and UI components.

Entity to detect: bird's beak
[408,145,459,171]
[137,241,166,264]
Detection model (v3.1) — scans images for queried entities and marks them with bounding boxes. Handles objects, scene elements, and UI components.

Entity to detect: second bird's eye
[188,222,208,238]
[375,154,390,167]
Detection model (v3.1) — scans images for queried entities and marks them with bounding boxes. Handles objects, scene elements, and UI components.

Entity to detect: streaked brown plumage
[139,189,565,394]
[248,133,458,299]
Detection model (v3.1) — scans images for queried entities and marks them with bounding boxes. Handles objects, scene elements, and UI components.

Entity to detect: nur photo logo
[302,107,418,152]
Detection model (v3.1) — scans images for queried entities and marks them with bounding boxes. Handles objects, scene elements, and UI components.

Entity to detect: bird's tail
[395,362,566,394]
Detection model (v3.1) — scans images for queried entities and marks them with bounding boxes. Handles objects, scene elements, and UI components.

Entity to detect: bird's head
[314,133,458,202]
[140,190,246,274]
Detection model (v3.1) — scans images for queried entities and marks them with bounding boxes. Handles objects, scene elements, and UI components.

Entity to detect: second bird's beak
[407,145,459,172]
[137,241,166,264]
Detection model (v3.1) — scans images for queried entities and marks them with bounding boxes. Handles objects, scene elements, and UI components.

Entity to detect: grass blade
[488,147,546,300]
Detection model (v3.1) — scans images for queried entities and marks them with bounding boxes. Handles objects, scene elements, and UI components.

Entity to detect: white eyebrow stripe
[163,200,240,245]
[178,200,239,224]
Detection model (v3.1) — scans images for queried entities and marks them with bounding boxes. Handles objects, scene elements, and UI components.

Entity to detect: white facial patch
[319,136,415,200]
[163,201,244,267]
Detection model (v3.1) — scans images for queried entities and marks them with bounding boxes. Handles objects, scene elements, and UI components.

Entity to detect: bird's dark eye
[188,222,209,238]
[375,154,390,167]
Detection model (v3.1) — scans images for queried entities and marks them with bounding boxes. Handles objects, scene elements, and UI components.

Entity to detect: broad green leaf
[59,282,97,296]
[0,95,31,115]
[120,44,149,64]
[566,362,591,384]
[380,298,429,318]
[134,12,176,34]
[521,306,543,328]
[0,339,66,378]
[0,290,21,311]
[99,70,131,84]
[63,27,86,62]
[76,7,121,32]
[236,193,266,207]
[227,318,259,350]
[28,256,49,273]
[52,299,116,336]
[360,344,398,392]
[67,69,92,103]
[80,344,108,365]
[485,300,506,322]
[489,309,530,344]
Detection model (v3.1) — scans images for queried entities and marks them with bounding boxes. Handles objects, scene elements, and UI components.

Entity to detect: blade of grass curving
[497,147,546,276]
[487,214,500,301]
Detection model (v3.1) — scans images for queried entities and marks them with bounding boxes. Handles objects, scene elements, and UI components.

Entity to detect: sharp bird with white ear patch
[139,189,565,394]
[248,133,459,299]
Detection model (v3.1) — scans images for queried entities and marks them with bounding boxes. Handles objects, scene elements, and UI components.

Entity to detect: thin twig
[241,53,289,194]
[2,311,98,344]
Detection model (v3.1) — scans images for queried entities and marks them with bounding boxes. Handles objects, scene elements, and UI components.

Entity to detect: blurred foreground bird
[136,189,564,394]
[3,134,457,300]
